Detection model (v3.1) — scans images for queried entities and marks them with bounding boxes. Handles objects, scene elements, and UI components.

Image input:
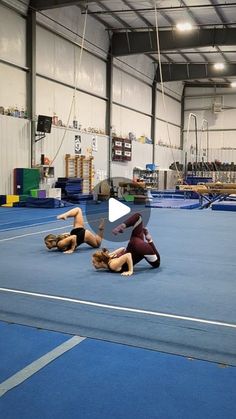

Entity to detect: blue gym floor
[0,205,236,418]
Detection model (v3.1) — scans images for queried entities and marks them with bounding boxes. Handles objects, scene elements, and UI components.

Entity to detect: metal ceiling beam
[30,0,83,11]
[83,2,236,14]
[156,63,236,82]
[111,28,236,56]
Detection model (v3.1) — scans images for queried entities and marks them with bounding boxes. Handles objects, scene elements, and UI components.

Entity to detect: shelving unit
[65,154,94,193]
[133,169,159,189]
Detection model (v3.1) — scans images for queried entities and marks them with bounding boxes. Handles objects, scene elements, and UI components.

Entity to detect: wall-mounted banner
[92,136,98,152]
[75,135,82,154]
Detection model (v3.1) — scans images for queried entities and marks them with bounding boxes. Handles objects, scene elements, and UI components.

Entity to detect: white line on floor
[0,215,107,241]
[0,224,72,241]
[0,335,85,397]
[0,287,235,329]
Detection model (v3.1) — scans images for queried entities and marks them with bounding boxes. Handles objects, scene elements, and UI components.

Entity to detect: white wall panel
[0,63,27,109]
[184,87,236,163]
[113,104,151,139]
[155,145,183,171]
[54,36,75,85]
[156,92,181,125]
[111,142,153,179]
[1,1,28,15]
[113,68,152,115]
[163,81,184,99]
[114,56,154,84]
[156,119,181,148]
[36,77,106,132]
[0,115,30,194]
[78,91,106,132]
[35,127,108,182]
[37,6,109,59]
[0,4,26,66]
[36,27,56,79]
[37,26,76,86]
[77,51,106,97]
[37,26,107,97]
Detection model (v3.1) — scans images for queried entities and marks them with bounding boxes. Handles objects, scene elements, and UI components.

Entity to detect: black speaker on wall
[37,115,52,133]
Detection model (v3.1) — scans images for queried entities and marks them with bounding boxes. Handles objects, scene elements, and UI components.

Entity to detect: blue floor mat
[1,327,236,419]
[0,208,235,365]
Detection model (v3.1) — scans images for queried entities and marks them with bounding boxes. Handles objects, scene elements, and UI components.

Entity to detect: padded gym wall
[184,86,236,163]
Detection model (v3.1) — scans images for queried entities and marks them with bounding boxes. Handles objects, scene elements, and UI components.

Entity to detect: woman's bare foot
[57,214,67,220]
[99,218,105,231]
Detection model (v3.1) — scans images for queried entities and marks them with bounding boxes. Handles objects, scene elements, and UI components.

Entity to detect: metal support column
[26,9,36,167]
[180,84,186,150]
[106,50,113,181]
[151,79,157,165]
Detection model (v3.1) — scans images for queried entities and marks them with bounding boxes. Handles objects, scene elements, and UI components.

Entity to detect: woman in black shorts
[44,207,104,254]
[92,213,160,275]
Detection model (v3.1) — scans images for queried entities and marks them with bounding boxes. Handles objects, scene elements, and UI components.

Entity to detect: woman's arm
[57,235,77,253]
[108,253,133,276]
[108,247,126,258]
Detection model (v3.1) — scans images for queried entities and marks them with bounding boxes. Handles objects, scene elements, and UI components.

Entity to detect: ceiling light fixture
[176,22,193,32]
[213,63,225,70]
[231,81,236,87]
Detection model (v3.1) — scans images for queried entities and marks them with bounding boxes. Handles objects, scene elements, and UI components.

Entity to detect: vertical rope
[50,8,88,166]
[153,1,181,179]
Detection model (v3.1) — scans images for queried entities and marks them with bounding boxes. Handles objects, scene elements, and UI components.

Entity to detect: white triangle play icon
[108,198,131,222]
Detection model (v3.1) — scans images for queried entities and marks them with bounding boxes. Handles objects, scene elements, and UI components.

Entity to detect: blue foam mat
[0,208,236,365]
[212,201,236,211]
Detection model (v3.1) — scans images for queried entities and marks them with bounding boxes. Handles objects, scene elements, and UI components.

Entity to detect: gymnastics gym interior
[1,1,236,418]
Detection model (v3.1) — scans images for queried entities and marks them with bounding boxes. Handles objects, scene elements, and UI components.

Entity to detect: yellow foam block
[2,203,13,207]
[6,195,20,203]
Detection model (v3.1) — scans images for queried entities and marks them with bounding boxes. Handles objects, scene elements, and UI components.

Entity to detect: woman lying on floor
[44,207,104,254]
[92,213,160,276]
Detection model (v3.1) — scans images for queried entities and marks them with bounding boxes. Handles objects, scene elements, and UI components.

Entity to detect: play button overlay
[85,176,151,243]
[108,198,131,222]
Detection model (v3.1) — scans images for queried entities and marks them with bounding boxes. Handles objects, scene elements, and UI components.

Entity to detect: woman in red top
[92,213,160,276]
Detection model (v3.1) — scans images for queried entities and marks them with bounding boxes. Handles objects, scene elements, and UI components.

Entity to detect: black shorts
[70,227,85,247]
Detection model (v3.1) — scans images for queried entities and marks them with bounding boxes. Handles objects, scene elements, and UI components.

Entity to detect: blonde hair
[92,248,110,266]
[44,233,69,248]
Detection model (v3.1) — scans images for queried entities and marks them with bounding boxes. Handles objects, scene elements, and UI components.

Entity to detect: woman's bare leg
[84,218,105,248]
[57,207,84,228]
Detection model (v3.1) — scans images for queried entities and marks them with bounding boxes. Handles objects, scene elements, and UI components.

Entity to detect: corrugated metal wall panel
[0,4,26,66]
[0,115,31,194]
[0,63,27,111]
[36,77,106,132]
[113,68,152,115]
[0,1,28,15]
[114,56,154,84]
[156,92,181,126]
[36,6,109,59]
[155,119,181,148]
[35,127,108,179]
[111,142,153,180]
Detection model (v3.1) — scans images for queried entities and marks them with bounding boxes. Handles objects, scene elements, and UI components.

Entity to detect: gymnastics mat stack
[14,168,40,195]
[0,195,20,207]
[30,189,47,198]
